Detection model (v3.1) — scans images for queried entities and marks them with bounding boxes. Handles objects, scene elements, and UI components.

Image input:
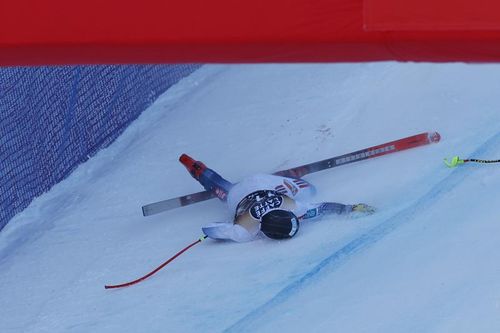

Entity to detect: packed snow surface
[1,63,500,332]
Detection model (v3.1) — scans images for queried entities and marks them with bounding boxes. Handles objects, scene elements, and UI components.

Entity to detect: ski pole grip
[444,156,464,168]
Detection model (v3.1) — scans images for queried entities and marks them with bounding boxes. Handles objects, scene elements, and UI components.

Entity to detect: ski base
[142,191,216,216]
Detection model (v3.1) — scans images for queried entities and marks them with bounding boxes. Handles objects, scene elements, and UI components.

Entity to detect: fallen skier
[180,154,375,242]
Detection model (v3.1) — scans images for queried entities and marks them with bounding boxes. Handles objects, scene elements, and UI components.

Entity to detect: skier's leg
[179,154,233,201]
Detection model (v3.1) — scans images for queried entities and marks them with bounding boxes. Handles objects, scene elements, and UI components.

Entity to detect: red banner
[2,0,500,65]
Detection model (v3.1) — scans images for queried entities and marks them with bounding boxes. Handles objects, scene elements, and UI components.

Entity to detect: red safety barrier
[2,0,500,65]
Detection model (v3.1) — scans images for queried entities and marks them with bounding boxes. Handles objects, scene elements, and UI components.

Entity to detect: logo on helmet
[289,217,299,237]
[249,193,283,220]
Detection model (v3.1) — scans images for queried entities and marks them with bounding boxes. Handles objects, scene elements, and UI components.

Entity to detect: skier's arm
[299,202,353,220]
[202,222,257,242]
[300,202,375,220]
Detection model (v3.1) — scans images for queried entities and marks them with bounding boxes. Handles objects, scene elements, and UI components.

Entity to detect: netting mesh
[0,64,200,230]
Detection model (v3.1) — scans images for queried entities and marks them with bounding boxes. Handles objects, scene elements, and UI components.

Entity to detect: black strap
[466,158,500,164]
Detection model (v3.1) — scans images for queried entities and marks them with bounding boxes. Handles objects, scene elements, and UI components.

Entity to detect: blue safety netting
[0,65,200,231]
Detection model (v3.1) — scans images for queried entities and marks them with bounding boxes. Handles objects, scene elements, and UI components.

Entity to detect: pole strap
[444,156,500,168]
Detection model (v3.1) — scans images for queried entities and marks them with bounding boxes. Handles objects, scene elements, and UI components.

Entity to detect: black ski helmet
[260,209,299,240]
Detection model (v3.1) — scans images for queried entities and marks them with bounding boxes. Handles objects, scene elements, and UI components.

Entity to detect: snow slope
[1,63,500,333]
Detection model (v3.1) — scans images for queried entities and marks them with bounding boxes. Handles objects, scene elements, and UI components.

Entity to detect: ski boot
[179,154,207,181]
[179,154,233,201]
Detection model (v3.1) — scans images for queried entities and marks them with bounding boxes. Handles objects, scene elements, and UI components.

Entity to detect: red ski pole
[105,235,207,289]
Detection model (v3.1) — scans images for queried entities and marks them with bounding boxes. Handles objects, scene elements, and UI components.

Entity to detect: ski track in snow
[225,129,500,332]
